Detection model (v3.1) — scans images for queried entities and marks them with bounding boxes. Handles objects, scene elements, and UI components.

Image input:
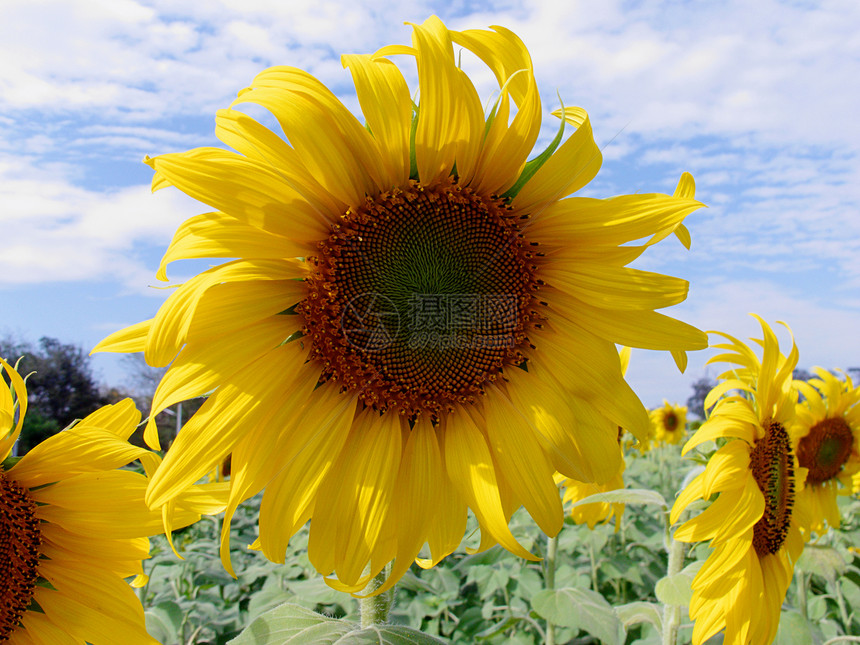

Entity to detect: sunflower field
[137,424,860,645]
[2,13,860,645]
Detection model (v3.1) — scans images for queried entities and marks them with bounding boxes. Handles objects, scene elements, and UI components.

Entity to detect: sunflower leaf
[615,601,663,632]
[532,587,625,645]
[654,572,694,607]
[570,488,667,508]
[773,610,814,645]
[228,602,447,645]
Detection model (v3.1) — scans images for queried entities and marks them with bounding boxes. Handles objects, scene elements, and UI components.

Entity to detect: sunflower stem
[796,569,809,621]
[544,534,558,645]
[662,532,686,645]
[360,566,393,628]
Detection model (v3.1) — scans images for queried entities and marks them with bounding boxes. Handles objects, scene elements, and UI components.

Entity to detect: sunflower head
[94,16,707,593]
[790,368,860,532]
[649,400,687,446]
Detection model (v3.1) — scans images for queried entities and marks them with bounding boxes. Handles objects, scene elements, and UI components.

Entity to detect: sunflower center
[300,178,540,417]
[749,419,795,558]
[665,413,678,430]
[0,467,42,640]
[797,417,854,485]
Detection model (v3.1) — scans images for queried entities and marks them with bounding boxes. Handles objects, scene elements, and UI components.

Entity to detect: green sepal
[409,101,419,181]
[1,455,22,469]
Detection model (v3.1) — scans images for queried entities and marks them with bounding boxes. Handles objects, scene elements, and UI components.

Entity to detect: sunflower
[95,16,706,593]
[0,358,225,644]
[790,368,860,533]
[650,400,687,446]
[670,316,806,645]
[557,450,625,530]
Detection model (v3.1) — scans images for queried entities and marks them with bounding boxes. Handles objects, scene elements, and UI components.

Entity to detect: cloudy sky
[1,0,858,408]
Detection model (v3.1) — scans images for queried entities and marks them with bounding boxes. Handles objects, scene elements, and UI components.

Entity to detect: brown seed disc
[750,419,795,558]
[299,178,542,417]
[0,468,42,640]
[796,417,854,485]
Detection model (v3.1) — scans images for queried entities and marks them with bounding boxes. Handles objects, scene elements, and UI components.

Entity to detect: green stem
[662,532,686,645]
[835,578,851,629]
[796,569,808,621]
[360,566,393,628]
[587,538,599,592]
[545,534,558,645]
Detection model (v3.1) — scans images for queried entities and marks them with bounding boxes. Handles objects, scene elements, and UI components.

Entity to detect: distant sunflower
[557,449,625,530]
[791,368,860,533]
[95,16,706,593]
[0,358,225,644]
[671,316,805,645]
[650,401,687,446]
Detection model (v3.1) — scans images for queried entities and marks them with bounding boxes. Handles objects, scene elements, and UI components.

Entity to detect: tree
[1,335,112,453]
[686,376,716,420]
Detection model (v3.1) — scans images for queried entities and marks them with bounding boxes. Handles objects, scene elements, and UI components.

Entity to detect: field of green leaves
[140,441,860,645]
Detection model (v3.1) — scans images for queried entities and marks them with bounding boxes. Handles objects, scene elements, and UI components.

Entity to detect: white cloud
[0,154,200,290]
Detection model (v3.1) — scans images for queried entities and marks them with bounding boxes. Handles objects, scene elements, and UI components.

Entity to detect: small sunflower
[0,358,225,644]
[95,16,706,593]
[650,400,687,446]
[670,316,805,645]
[557,449,625,530]
[791,368,860,532]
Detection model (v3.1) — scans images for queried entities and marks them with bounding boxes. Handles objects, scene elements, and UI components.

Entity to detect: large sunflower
[791,368,860,533]
[95,16,706,593]
[670,316,805,645]
[0,358,225,644]
[650,400,687,446]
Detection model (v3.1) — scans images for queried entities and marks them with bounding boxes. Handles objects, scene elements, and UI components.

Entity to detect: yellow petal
[257,383,357,565]
[548,288,707,352]
[91,318,152,355]
[530,193,702,248]
[306,408,402,586]
[146,148,328,241]
[451,25,542,195]
[483,387,563,537]
[145,316,297,449]
[214,107,345,221]
[146,341,313,508]
[408,16,484,184]
[512,107,601,215]
[234,67,385,205]
[341,53,412,187]
[443,407,536,560]
[157,210,310,281]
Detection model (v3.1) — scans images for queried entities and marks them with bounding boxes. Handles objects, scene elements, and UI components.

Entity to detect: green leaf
[615,601,663,632]
[654,572,694,607]
[797,543,847,582]
[773,610,813,645]
[532,587,625,645]
[145,601,184,645]
[229,603,447,645]
[334,626,448,644]
[228,603,351,644]
[570,488,668,508]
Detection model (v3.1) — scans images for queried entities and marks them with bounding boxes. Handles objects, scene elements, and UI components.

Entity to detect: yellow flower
[557,450,625,530]
[95,16,706,593]
[650,400,687,446]
[671,316,805,645]
[0,358,225,644]
[791,368,860,533]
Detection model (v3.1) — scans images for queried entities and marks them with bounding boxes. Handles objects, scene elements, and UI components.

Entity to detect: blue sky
[1,0,858,409]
